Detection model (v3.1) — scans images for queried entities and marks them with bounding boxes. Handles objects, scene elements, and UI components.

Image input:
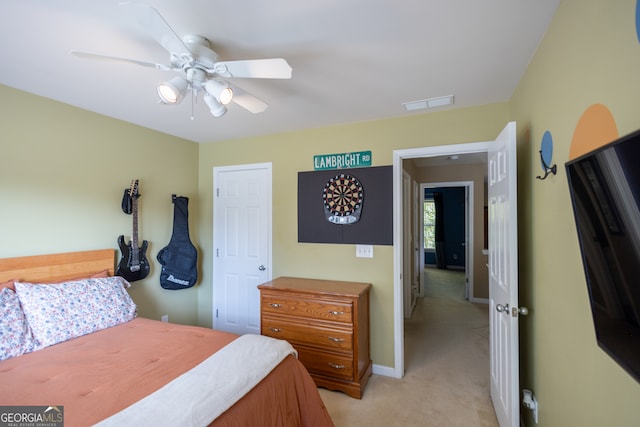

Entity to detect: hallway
[320,268,498,426]
[405,268,497,425]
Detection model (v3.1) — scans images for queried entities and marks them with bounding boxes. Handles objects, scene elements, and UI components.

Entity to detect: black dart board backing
[322,173,364,224]
[298,166,392,245]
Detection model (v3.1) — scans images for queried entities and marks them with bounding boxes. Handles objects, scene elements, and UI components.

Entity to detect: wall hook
[536,150,557,180]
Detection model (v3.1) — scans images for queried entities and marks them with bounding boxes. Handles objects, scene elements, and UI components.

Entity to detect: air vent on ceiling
[402,95,454,112]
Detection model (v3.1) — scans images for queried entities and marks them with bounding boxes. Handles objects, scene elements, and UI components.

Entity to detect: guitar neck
[131,197,140,264]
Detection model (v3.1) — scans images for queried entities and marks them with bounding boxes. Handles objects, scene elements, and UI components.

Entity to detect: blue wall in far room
[424,187,465,269]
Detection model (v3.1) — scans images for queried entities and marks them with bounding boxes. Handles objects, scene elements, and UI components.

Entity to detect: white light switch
[356,245,374,258]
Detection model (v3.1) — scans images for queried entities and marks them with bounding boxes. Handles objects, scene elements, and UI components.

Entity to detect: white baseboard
[372,363,397,378]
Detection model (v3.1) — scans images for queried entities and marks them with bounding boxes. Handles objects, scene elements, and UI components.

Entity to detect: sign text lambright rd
[313,151,371,170]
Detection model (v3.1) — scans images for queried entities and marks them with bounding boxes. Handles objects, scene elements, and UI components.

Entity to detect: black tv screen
[566,128,640,383]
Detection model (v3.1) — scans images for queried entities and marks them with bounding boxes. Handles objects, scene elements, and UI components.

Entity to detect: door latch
[513,306,529,317]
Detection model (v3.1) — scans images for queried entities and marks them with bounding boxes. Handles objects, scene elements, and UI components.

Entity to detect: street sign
[313,151,371,170]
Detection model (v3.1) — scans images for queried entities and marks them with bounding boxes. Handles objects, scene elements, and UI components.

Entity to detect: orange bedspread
[0,318,333,427]
[212,354,334,427]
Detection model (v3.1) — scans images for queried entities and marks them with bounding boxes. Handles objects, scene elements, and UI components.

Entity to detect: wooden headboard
[0,249,116,283]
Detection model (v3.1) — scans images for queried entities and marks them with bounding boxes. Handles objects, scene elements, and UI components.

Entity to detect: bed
[0,249,334,427]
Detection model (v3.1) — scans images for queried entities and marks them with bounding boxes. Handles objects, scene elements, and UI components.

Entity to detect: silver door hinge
[216,188,219,197]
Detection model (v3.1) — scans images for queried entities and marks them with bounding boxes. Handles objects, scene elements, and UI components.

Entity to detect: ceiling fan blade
[71,51,173,70]
[229,83,269,113]
[214,58,292,79]
[119,2,192,57]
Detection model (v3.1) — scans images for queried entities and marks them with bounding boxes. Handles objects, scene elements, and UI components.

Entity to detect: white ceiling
[0,0,559,144]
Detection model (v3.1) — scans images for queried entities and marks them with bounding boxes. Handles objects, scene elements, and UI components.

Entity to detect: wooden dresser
[258,276,372,399]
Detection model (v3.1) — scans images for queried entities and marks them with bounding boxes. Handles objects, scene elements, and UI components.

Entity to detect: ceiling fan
[71,2,292,118]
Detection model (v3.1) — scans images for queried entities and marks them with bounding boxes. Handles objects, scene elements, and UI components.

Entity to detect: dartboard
[322,174,364,222]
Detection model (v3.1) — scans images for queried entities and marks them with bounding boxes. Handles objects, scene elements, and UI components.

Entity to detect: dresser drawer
[297,347,354,380]
[261,294,353,324]
[262,316,353,352]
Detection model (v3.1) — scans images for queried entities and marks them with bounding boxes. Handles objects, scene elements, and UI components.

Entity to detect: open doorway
[393,123,519,425]
[398,152,491,420]
[392,142,488,378]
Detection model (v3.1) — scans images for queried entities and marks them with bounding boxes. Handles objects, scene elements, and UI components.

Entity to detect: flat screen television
[566,128,640,383]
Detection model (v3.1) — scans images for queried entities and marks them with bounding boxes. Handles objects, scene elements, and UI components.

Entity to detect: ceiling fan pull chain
[190,84,195,120]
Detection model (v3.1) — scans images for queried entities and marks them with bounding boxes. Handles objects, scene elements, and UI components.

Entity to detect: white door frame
[393,142,488,378]
[402,171,415,318]
[420,181,474,301]
[413,180,422,297]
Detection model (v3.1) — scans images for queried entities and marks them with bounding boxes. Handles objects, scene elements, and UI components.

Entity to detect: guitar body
[116,235,150,282]
[116,179,150,282]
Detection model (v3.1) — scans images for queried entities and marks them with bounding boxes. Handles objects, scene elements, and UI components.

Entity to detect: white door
[212,163,272,335]
[488,122,520,426]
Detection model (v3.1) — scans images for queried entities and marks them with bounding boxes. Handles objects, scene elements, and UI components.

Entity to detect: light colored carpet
[319,268,498,426]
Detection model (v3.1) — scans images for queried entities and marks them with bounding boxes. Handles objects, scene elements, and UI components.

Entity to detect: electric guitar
[116,179,150,282]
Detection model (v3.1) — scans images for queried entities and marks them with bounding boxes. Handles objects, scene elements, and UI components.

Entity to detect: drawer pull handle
[269,303,283,308]
[328,337,345,343]
[269,327,282,333]
[328,363,345,369]
[328,310,344,315]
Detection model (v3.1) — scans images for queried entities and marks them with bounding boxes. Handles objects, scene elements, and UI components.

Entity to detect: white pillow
[15,276,137,348]
[0,287,40,360]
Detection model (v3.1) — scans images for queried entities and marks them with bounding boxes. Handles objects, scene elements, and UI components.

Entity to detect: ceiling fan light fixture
[205,79,233,105]
[204,93,227,118]
[157,76,188,104]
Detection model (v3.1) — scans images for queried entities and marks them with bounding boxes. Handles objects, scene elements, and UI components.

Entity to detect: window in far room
[424,198,436,250]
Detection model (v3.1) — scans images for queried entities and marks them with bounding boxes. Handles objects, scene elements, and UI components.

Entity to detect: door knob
[258,265,266,271]
[496,303,529,317]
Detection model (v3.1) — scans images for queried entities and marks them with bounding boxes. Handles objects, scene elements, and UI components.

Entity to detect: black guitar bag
[157,195,198,290]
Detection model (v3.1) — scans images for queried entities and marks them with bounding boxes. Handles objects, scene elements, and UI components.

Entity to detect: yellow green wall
[510,0,640,425]
[197,104,508,367]
[0,85,200,325]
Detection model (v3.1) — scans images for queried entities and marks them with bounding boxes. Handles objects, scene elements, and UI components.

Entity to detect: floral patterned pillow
[0,287,40,360]
[15,276,137,349]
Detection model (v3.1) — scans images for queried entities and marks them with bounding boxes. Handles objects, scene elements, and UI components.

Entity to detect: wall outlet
[161,314,169,323]
[356,245,374,258]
